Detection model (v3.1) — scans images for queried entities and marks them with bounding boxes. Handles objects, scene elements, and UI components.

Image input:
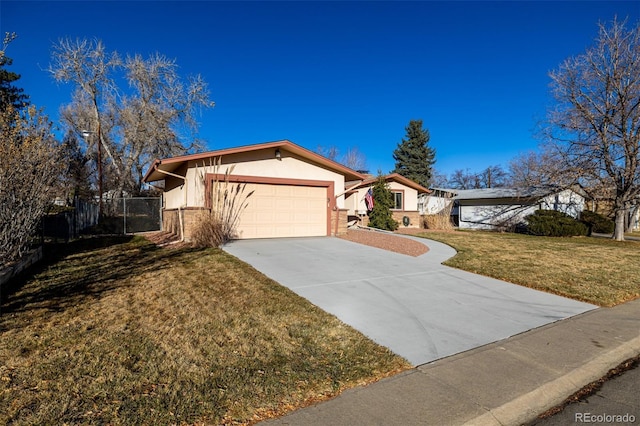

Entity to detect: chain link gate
[104,197,162,234]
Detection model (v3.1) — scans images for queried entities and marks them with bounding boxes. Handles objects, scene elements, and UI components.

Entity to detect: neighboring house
[631,203,640,231]
[344,173,431,228]
[426,186,586,231]
[419,188,456,215]
[143,140,371,240]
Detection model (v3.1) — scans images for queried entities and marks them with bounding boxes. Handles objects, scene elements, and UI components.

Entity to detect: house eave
[143,140,367,183]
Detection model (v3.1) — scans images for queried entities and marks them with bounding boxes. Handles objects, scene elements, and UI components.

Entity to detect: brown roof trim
[143,140,367,183]
[346,173,431,194]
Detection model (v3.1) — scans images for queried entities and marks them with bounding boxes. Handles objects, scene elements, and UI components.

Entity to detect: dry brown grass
[0,236,409,425]
[416,230,640,307]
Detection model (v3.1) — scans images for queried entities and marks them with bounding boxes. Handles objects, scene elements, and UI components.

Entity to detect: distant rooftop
[430,186,567,200]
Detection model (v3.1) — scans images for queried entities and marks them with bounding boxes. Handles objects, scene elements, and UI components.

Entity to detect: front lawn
[0,236,409,425]
[416,231,639,307]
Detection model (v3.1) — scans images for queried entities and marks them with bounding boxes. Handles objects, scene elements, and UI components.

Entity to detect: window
[392,191,403,210]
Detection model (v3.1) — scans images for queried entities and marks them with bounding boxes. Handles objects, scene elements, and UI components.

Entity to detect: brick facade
[162,209,180,235]
[351,211,423,229]
[331,208,349,235]
[162,208,208,241]
[392,211,423,229]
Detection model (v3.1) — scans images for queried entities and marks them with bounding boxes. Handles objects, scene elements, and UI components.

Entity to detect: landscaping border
[0,247,43,288]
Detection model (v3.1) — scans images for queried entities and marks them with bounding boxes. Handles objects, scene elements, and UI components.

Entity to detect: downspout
[154,167,188,242]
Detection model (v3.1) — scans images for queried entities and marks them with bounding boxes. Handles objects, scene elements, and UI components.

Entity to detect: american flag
[365,188,374,211]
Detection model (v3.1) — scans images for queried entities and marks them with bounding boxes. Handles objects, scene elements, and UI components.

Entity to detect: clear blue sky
[2,1,639,177]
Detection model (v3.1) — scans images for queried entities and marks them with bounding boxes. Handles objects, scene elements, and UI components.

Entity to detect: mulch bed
[337,228,429,257]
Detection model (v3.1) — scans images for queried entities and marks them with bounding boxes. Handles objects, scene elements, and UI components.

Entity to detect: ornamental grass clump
[422,192,454,230]
[191,158,254,247]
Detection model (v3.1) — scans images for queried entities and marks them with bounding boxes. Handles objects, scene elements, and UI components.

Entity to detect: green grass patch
[415,231,639,307]
[0,237,409,425]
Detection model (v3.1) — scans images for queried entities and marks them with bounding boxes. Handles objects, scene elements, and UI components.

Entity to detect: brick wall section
[162,208,208,241]
[392,211,423,228]
[351,211,423,229]
[163,209,180,235]
[332,208,349,235]
[183,208,207,241]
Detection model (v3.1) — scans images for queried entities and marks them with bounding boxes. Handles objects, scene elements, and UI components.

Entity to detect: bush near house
[368,174,399,231]
[525,210,589,237]
[580,210,615,234]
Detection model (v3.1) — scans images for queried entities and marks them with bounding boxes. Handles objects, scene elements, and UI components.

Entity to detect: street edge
[463,335,640,426]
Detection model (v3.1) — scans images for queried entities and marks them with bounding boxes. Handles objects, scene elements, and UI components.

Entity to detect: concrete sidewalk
[262,298,640,425]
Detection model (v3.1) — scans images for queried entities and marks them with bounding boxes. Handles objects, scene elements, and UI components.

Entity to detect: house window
[392,191,403,210]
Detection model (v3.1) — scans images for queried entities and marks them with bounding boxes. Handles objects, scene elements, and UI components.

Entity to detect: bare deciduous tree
[430,169,449,188]
[316,145,340,162]
[448,168,479,189]
[0,106,61,263]
[341,147,367,171]
[448,165,507,190]
[479,165,508,188]
[508,150,570,188]
[544,18,640,241]
[49,38,215,198]
[316,145,368,172]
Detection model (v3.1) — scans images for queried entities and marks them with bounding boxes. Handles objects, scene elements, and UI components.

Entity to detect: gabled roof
[143,140,366,183]
[346,173,431,194]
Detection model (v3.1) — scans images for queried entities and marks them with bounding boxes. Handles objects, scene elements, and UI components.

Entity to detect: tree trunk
[613,208,626,241]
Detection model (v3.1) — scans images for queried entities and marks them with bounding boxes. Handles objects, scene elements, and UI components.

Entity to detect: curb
[464,335,640,425]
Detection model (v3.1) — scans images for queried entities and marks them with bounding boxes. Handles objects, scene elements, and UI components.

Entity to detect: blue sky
[2,1,639,177]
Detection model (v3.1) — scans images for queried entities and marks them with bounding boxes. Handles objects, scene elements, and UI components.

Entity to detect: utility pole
[82,125,103,217]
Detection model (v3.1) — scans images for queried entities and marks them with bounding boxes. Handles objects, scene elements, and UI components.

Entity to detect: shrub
[580,210,615,234]
[367,174,398,231]
[525,210,589,237]
[0,106,61,264]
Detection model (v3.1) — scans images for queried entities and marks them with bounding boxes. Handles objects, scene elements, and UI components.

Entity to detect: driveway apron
[223,236,596,366]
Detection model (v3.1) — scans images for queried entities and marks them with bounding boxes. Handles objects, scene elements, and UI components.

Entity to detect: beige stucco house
[143,140,430,240]
[344,173,431,228]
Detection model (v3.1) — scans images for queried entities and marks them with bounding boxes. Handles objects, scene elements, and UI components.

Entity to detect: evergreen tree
[0,33,29,111]
[59,131,94,202]
[392,119,436,188]
[367,174,398,231]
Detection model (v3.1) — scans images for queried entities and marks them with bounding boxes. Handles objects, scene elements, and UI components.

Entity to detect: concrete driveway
[223,235,596,366]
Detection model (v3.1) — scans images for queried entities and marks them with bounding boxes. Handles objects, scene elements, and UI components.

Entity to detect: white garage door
[235,183,328,239]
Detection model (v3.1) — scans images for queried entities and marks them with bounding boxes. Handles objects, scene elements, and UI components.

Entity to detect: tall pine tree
[0,33,29,111]
[392,119,436,188]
